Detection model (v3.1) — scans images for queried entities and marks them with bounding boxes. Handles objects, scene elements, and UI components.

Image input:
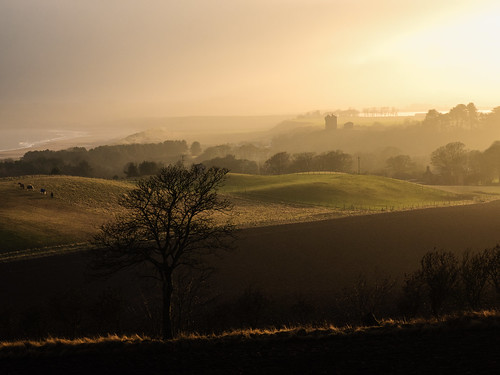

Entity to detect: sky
[1,0,500,125]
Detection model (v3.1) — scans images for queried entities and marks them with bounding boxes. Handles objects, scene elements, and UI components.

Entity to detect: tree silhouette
[386,155,414,179]
[123,162,139,178]
[418,251,458,317]
[430,142,468,184]
[449,104,468,128]
[264,152,291,174]
[460,250,489,310]
[190,141,202,156]
[92,163,234,339]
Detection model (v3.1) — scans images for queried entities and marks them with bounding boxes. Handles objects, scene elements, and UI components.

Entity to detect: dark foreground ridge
[1,312,499,374]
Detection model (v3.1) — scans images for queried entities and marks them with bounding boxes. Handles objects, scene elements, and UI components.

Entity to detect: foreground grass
[1,310,498,349]
[1,311,498,373]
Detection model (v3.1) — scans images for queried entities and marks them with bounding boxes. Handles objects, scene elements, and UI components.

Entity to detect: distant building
[344,121,354,129]
[325,114,338,130]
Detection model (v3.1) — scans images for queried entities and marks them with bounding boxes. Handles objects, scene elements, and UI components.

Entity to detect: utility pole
[357,156,360,175]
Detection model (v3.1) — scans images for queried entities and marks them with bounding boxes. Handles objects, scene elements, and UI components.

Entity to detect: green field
[0,173,486,252]
[222,173,471,210]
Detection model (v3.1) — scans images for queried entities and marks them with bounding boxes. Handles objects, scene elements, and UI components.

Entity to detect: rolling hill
[0,176,132,251]
[0,173,485,253]
[222,173,470,210]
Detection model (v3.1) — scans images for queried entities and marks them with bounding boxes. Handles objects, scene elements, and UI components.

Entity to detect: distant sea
[0,129,88,152]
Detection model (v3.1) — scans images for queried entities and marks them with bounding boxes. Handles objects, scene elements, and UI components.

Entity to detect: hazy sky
[1,0,499,123]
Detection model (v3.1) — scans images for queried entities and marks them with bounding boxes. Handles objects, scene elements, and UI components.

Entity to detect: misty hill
[271,119,500,157]
[115,115,292,145]
[270,105,500,156]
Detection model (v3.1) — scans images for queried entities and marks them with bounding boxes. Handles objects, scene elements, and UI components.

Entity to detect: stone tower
[325,114,338,130]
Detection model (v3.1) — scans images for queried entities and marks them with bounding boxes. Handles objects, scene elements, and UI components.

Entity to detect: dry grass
[0,176,131,251]
[1,310,498,354]
[2,311,498,374]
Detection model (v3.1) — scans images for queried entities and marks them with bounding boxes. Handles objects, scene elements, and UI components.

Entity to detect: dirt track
[2,201,500,308]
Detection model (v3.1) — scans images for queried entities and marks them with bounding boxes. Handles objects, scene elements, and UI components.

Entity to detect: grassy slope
[222,173,469,210]
[0,176,132,251]
[0,173,478,252]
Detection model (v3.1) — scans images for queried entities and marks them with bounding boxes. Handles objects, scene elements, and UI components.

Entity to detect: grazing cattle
[26,185,34,191]
[18,183,24,189]
[40,188,46,195]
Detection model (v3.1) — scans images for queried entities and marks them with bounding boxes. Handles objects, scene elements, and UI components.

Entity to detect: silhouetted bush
[398,272,424,318]
[459,250,489,310]
[417,250,459,317]
[484,245,500,299]
[232,286,271,329]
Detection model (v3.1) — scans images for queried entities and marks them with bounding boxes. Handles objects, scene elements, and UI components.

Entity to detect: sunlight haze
[1,0,499,124]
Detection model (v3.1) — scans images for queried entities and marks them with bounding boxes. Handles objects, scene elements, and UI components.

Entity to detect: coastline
[0,132,115,160]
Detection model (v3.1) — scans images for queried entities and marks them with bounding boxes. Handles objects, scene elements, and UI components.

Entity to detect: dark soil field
[2,200,500,372]
[2,200,500,311]
[212,200,500,295]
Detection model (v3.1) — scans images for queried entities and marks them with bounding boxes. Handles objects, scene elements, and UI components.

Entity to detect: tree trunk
[162,274,174,340]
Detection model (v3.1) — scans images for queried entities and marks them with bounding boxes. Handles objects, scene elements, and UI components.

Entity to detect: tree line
[198,140,500,185]
[3,101,500,185]
[423,103,500,131]
[399,248,500,318]
[262,150,352,174]
[0,141,187,178]
[4,139,500,186]
[427,141,500,185]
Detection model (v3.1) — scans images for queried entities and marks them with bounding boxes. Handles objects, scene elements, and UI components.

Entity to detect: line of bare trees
[3,246,500,341]
[400,247,500,318]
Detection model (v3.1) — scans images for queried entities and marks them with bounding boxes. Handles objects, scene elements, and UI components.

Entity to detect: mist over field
[2,0,500,372]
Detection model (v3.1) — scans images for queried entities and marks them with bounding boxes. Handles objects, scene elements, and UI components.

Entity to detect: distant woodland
[2,103,500,185]
[0,141,187,179]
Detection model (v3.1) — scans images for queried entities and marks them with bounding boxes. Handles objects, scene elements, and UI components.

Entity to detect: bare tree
[398,272,424,318]
[459,250,489,310]
[92,163,234,339]
[484,245,500,299]
[418,251,459,317]
[342,273,396,323]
